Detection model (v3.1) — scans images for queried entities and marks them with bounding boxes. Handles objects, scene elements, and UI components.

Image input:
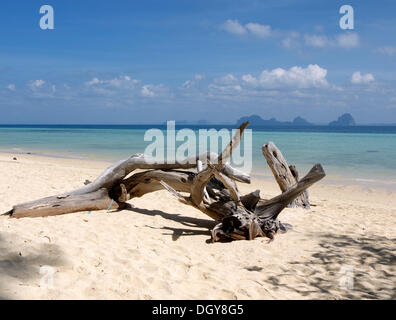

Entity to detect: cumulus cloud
[8,67,394,124]
[80,75,169,101]
[220,19,247,35]
[107,76,137,88]
[351,72,375,84]
[208,83,242,96]
[213,74,238,85]
[27,79,57,98]
[83,75,143,97]
[29,80,45,88]
[241,64,329,89]
[221,20,272,38]
[85,77,101,86]
[220,18,360,50]
[141,85,155,97]
[245,23,271,38]
[221,19,358,50]
[182,74,205,88]
[85,75,138,88]
[142,84,169,98]
[208,74,243,95]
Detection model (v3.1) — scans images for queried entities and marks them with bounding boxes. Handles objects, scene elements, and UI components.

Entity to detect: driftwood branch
[262,141,310,209]
[4,121,326,242]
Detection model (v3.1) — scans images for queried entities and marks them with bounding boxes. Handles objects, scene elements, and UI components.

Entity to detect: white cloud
[351,72,375,84]
[107,76,137,87]
[303,32,359,48]
[221,20,272,38]
[220,19,246,35]
[245,23,271,38]
[214,74,238,85]
[30,80,45,88]
[242,64,329,89]
[81,75,168,100]
[85,77,101,86]
[221,19,358,50]
[304,34,330,47]
[182,74,205,88]
[141,85,156,97]
[336,32,359,48]
[11,68,395,123]
[27,79,57,98]
[375,46,396,56]
[85,76,138,88]
[7,84,15,91]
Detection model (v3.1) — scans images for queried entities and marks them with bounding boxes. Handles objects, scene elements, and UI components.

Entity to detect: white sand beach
[0,152,395,300]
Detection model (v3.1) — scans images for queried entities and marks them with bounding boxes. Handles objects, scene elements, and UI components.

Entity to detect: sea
[1,124,396,189]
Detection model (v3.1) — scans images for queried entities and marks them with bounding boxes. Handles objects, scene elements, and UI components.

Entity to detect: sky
[0,0,396,124]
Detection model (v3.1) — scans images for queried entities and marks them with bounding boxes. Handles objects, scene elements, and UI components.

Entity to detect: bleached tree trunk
[262,142,310,209]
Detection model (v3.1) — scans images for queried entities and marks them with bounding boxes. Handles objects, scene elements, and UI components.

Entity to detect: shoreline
[2,151,395,201]
[2,149,396,192]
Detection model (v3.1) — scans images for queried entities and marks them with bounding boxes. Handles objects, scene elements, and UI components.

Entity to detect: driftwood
[262,142,310,209]
[3,122,325,242]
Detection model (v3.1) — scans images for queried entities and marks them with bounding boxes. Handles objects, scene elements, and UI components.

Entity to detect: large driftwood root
[209,163,325,242]
[3,122,326,242]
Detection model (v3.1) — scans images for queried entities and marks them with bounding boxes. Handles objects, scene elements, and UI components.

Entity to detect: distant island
[236,114,313,126]
[328,113,356,126]
[236,113,356,127]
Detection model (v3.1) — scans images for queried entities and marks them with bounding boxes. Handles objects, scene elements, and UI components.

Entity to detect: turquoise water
[1,125,396,187]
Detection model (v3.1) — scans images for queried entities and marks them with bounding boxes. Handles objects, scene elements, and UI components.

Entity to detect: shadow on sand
[264,233,396,299]
[128,207,216,241]
[0,232,65,300]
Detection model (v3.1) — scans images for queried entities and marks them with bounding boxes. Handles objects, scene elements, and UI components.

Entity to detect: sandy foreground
[0,152,395,300]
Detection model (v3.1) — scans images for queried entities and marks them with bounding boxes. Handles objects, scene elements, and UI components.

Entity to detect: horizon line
[1,122,396,127]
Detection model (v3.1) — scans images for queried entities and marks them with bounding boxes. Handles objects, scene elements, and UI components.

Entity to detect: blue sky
[1,0,396,124]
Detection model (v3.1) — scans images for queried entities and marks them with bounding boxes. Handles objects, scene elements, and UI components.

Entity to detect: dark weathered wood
[262,141,310,209]
[240,190,260,211]
[208,164,325,242]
